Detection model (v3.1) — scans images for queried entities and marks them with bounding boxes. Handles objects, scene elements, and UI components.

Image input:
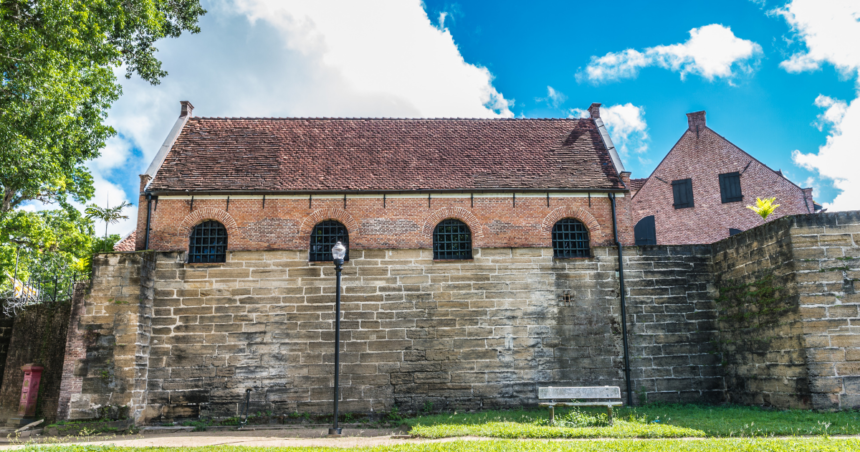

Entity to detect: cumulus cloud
[578,24,762,84]
[89,0,514,235]
[778,0,860,212]
[775,0,860,77]
[535,86,567,108]
[569,103,649,159]
[792,95,860,212]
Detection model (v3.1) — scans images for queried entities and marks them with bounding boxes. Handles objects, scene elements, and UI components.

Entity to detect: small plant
[344,413,355,423]
[638,386,648,406]
[387,406,404,422]
[746,197,780,220]
[421,401,434,414]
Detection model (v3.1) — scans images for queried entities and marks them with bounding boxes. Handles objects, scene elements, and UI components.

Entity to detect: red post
[17,364,43,417]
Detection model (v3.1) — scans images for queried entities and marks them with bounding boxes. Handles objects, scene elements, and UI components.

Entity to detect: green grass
[16,439,860,452]
[404,404,860,438]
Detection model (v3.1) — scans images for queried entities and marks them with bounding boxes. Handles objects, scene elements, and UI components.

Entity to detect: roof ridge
[190,117,583,121]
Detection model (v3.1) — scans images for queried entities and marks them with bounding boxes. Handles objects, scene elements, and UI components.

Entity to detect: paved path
[0,428,452,449]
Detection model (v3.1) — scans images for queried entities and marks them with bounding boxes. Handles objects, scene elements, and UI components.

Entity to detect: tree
[85,200,131,252]
[0,204,94,288]
[0,0,206,216]
[747,197,780,221]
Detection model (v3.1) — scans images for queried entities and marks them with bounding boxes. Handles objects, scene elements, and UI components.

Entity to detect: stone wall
[55,211,860,422]
[711,211,860,410]
[63,246,720,422]
[59,253,155,421]
[626,246,723,404]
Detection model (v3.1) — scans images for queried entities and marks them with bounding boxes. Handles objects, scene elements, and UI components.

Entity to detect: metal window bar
[552,218,591,258]
[188,221,228,263]
[433,219,472,260]
[309,220,349,262]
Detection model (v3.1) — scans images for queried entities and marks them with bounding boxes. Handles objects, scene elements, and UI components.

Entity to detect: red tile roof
[148,118,625,192]
[114,231,136,252]
[630,178,647,192]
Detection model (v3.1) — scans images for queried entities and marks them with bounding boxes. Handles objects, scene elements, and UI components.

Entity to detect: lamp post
[329,241,346,437]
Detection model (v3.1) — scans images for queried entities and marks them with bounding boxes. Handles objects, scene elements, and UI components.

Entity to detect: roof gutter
[147,188,630,196]
[594,117,626,176]
[143,101,194,192]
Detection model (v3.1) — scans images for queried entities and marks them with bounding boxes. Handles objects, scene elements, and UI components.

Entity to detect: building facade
[631,111,817,245]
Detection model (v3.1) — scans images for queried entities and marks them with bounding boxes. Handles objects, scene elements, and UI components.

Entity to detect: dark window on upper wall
[189,221,228,263]
[672,179,694,209]
[729,228,743,237]
[433,219,472,260]
[719,172,743,203]
[552,218,591,258]
[309,220,349,262]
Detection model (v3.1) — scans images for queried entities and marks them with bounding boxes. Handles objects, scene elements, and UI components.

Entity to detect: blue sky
[53,0,859,235]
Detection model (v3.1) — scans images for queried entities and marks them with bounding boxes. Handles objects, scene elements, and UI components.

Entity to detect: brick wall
[632,119,813,245]
[63,245,720,422]
[0,302,73,421]
[139,194,634,253]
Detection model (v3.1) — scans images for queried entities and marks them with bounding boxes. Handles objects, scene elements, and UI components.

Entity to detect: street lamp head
[332,241,347,261]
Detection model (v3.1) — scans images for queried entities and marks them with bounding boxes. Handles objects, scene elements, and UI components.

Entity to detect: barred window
[189,221,228,263]
[433,219,472,260]
[309,220,349,262]
[552,218,590,258]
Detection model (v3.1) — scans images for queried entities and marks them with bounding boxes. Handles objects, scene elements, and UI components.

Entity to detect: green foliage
[387,406,404,422]
[405,404,860,438]
[19,438,860,451]
[0,0,205,215]
[85,200,131,250]
[0,206,94,290]
[746,197,780,221]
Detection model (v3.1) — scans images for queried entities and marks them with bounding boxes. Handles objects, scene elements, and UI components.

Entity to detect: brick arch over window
[299,208,358,239]
[179,208,239,243]
[541,206,602,245]
[422,207,484,246]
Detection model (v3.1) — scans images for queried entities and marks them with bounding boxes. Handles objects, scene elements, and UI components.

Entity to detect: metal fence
[1,252,86,317]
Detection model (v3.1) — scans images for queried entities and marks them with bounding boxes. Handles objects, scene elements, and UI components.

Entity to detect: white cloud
[535,86,567,108]
[90,0,514,238]
[579,24,762,84]
[777,0,860,212]
[775,0,860,77]
[105,0,513,170]
[569,103,649,159]
[792,95,860,212]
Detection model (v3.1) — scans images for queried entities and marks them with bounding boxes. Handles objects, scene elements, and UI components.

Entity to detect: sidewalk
[0,427,447,449]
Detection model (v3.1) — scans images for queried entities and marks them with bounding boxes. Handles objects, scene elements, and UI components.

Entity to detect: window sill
[722,199,744,204]
[673,205,694,209]
[184,262,225,267]
[553,256,593,260]
[433,259,474,262]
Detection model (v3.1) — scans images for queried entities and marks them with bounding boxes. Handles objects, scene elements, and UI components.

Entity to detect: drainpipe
[144,193,153,250]
[609,193,633,406]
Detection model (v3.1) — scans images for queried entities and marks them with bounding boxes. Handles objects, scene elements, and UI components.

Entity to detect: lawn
[16,439,860,452]
[404,404,860,438]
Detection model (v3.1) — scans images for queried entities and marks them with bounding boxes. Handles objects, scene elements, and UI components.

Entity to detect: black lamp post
[329,241,346,437]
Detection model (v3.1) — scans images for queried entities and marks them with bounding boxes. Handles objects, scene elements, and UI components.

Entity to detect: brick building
[630,111,819,245]
[57,102,860,423]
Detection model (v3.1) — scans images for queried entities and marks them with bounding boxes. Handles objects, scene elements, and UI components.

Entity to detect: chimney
[686,110,706,132]
[180,100,195,117]
[139,174,152,193]
[588,103,601,119]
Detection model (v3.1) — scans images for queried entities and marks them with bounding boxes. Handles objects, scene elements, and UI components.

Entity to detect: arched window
[309,220,349,262]
[552,218,590,258]
[433,219,472,260]
[189,220,228,263]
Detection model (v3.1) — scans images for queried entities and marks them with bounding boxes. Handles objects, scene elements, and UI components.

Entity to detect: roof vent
[588,103,601,119]
[686,110,706,131]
